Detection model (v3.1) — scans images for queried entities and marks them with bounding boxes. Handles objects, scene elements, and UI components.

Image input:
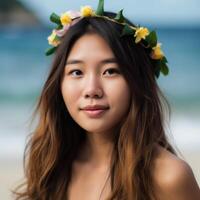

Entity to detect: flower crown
[46,0,169,78]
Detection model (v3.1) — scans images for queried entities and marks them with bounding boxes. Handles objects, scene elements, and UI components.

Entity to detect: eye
[68,69,82,77]
[104,68,120,76]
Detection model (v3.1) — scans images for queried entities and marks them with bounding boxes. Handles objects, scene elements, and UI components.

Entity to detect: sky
[20,0,200,27]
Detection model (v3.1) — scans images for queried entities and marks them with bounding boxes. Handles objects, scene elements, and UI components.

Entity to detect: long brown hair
[14,13,177,200]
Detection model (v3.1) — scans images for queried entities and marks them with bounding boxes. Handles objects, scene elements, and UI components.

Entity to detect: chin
[82,127,108,134]
[79,122,117,135]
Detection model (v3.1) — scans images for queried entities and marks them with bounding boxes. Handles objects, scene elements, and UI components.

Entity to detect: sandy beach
[0,148,199,200]
[0,157,23,200]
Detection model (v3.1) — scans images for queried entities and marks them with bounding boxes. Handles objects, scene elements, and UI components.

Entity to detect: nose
[83,75,103,99]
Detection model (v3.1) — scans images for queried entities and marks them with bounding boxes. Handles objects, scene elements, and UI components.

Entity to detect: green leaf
[95,0,104,15]
[45,47,57,56]
[56,24,63,30]
[114,9,125,23]
[162,56,168,63]
[145,30,157,47]
[160,62,169,76]
[121,24,134,36]
[153,61,160,78]
[50,13,61,25]
[155,69,160,78]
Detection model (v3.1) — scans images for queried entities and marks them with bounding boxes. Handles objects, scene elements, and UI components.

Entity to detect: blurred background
[0,0,199,199]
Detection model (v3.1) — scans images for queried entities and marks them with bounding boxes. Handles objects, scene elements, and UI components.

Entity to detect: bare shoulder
[152,145,200,200]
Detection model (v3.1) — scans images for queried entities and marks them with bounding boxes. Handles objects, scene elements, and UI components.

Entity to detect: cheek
[105,79,131,118]
[117,84,130,113]
[107,79,130,105]
[61,80,80,110]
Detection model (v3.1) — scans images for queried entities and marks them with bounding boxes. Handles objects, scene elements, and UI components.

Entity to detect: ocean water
[0,26,200,157]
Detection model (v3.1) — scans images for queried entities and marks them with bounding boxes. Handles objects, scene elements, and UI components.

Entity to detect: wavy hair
[14,12,177,200]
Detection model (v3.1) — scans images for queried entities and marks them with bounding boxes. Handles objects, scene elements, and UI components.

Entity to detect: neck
[78,130,117,169]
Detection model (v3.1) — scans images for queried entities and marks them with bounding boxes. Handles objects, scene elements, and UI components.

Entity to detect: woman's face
[61,33,131,134]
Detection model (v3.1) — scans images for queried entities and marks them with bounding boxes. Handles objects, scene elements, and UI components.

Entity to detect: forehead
[66,33,115,62]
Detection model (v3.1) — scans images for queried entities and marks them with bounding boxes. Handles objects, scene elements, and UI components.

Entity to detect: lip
[83,109,107,118]
[81,105,109,110]
[80,105,109,118]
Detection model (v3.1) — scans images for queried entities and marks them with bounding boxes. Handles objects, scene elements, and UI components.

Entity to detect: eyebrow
[66,57,118,66]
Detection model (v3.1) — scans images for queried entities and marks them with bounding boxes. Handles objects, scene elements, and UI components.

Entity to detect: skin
[61,33,131,167]
[153,145,200,200]
[61,33,200,200]
[61,33,131,199]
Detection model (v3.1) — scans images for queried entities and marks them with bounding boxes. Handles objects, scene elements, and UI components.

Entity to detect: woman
[15,1,200,199]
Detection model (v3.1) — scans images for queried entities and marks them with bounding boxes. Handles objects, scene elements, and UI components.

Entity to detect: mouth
[80,106,109,118]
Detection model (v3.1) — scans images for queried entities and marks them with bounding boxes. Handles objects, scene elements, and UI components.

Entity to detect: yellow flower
[134,27,149,43]
[60,12,72,26]
[151,43,164,60]
[47,30,60,47]
[80,6,94,17]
